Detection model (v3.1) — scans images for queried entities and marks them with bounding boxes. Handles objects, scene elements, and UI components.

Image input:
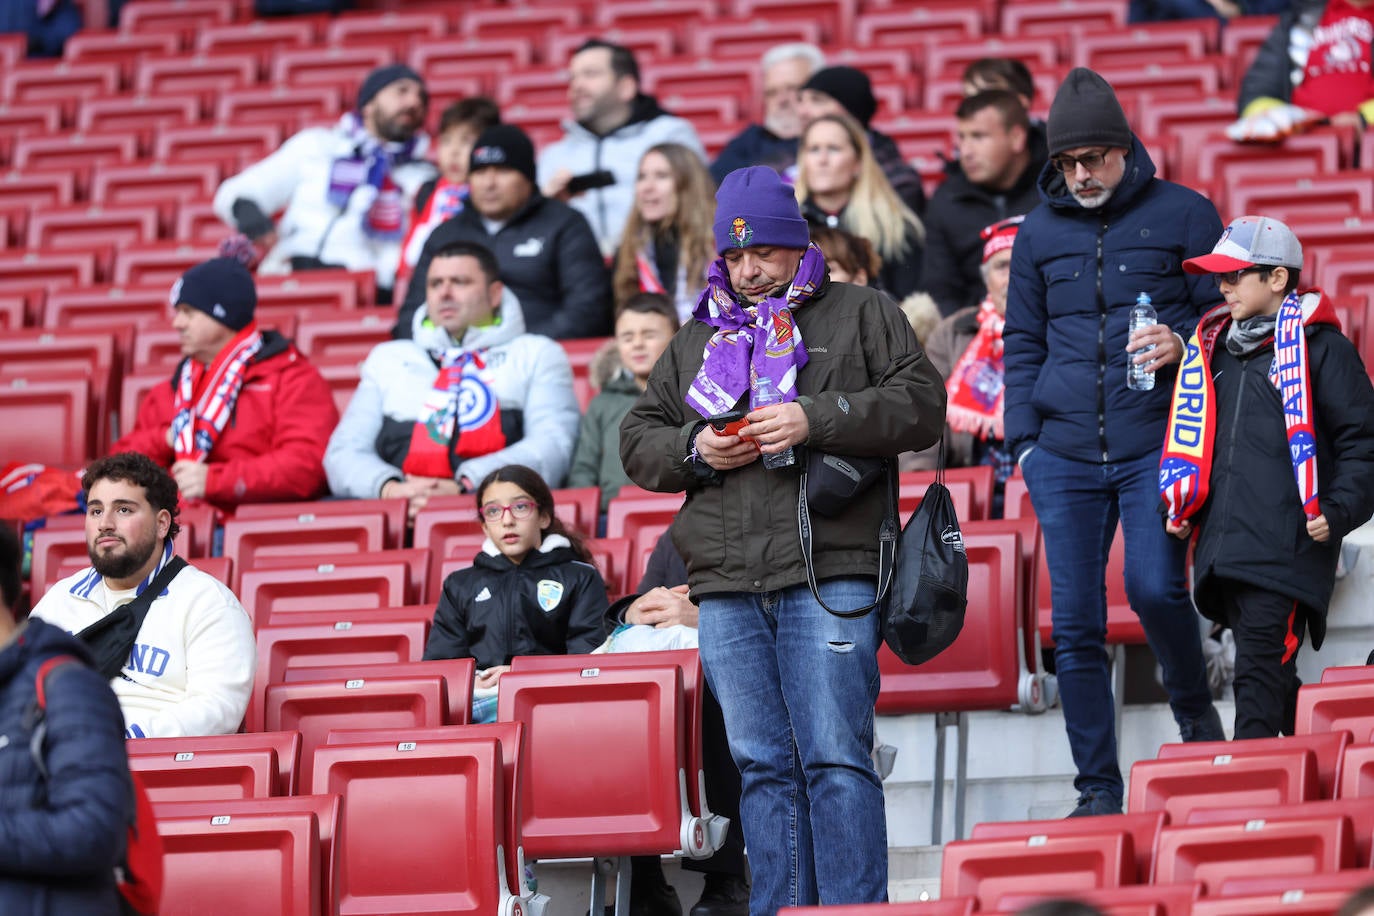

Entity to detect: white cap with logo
[1183,215,1304,275]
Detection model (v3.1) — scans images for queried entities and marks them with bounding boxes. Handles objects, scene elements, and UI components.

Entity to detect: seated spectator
[962,57,1038,112]
[327,240,580,518]
[398,96,502,288]
[32,453,257,739]
[568,293,679,512]
[809,224,880,286]
[0,523,134,913]
[213,64,436,303]
[538,39,707,255]
[612,143,717,322]
[423,464,607,722]
[923,91,1045,317]
[903,218,1022,512]
[113,255,337,513]
[1231,1,1374,141]
[795,113,925,299]
[397,124,613,340]
[797,65,926,216]
[1131,0,1291,22]
[711,42,827,183]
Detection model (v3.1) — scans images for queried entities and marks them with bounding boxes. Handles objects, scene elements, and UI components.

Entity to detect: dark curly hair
[82,452,182,541]
[474,464,590,562]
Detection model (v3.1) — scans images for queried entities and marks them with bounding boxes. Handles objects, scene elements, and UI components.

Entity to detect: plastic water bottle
[1127,292,1157,391]
[754,375,796,469]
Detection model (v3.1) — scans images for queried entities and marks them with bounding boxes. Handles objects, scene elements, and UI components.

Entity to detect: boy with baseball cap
[1161,215,1374,738]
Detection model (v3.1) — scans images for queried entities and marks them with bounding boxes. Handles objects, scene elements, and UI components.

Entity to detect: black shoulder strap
[29,654,81,782]
[76,556,188,681]
[798,460,899,619]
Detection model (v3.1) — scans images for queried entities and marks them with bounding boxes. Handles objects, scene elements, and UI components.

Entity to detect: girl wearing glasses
[423,464,609,722]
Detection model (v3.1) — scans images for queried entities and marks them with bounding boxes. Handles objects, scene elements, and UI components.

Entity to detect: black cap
[469,124,537,185]
[170,258,256,331]
[357,63,425,111]
[802,66,877,128]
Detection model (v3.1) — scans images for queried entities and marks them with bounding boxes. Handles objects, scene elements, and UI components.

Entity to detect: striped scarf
[171,323,263,463]
[327,112,421,241]
[68,540,176,601]
[944,299,1005,440]
[402,348,507,478]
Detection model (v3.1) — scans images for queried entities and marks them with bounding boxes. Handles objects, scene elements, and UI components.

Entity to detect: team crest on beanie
[730,217,753,248]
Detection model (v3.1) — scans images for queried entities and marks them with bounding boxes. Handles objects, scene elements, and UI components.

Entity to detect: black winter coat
[395,192,613,341]
[0,619,131,916]
[1192,309,1374,643]
[423,538,609,668]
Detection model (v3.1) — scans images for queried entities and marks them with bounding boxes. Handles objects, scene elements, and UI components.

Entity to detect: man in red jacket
[114,257,337,512]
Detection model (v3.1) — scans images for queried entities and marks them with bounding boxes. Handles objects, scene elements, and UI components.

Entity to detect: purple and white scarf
[327,113,422,241]
[685,244,825,418]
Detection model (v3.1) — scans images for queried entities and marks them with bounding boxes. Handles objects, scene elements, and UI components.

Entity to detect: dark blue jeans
[1021,446,1213,797]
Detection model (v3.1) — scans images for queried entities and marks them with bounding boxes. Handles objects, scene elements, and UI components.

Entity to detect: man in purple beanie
[622,166,946,913]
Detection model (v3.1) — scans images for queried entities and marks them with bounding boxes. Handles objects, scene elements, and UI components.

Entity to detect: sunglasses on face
[1050,149,1110,175]
[480,500,538,522]
[1213,267,1271,287]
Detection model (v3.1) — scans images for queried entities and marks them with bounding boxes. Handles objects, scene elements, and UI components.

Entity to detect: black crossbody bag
[76,557,188,680]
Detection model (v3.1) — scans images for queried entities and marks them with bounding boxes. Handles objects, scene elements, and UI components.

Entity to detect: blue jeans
[1021,447,1212,797]
[698,578,887,915]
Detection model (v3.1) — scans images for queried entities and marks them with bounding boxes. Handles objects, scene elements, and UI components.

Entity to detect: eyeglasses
[1213,267,1270,287]
[1050,149,1111,175]
[480,499,538,522]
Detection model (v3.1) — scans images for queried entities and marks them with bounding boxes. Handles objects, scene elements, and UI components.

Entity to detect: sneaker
[1179,705,1226,743]
[629,865,682,916]
[1066,788,1123,817]
[689,873,750,916]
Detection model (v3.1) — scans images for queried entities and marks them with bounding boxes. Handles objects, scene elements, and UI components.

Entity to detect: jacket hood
[475,533,583,568]
[602,368,643,396]
[571,93,670,139]
[1037,134,1157,214]
[411,284,527,352]
[0,618,98,686]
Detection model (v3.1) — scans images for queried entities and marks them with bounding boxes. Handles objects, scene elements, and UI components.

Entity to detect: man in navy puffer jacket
[0,525,133,915]
[1004,68,1227,818]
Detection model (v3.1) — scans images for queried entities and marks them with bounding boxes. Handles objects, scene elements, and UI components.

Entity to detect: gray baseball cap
[1183,215,1303,274]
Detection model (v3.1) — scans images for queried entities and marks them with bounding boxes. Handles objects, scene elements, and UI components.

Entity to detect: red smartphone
[708,410,759,449]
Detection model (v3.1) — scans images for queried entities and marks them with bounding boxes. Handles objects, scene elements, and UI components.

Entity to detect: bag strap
[797,458,899,619]
[29,654,81,783]
[76,555,187,680]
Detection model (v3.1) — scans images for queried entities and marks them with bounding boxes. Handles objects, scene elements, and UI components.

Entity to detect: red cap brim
[1182,253,1255,275]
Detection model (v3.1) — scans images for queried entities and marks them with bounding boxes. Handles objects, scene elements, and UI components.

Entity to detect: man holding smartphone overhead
[621,166,945,915]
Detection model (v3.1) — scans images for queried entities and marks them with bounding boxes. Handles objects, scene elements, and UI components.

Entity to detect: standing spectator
[398,97,501,288]
[1166,216,1374,738]
[797,65,926,217]
[1231,0,1374,141]
[113,255,337,513]
[923,91,1045,317]
[612,144,718,323]
[795,113,925,299]
[568,293,679,512]
[711,42,827,183]
[1003,68,1226,817]
[0,523,134,914]
[539,39,706,255]
[621,166,945,912]
[213,64,435,303]
[327,240,580,517]
[398,124,613,340]
[32,453,257,739]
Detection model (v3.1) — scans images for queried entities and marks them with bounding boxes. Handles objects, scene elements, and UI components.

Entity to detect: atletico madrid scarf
[945,299,1005,440]
[400,179,466,277]
[1161,292,1331,524]
[171,323,263,463]
[684,244,824,419]
[402,349,507,478]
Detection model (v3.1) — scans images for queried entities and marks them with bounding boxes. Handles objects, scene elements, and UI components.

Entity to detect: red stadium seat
[994,882,1201,916]
[221,513,388,585]
[324,9,449,57]
[1127,748,1321,821]
[552,486,601,536]
[13,134,139,188]
[128,746,278,802]
[1296,681,1374,739]
[970,811,1165,884]
[63,30,180,77]
[129,731,301,797]
[924,34,1062,82]
[410,36,534,86]
[45,285,170,331]
[0,377,94,467]
[1001,0,1124,36]
[213,85,343,134]
[1155,731,1350,800]
[689,16,826,59]
[1190,890,1357,915]
[1216,868,1374,899]
[27,206,160,255]
[0,296,24,330]
[250,549,431,615]
[546,27,676,66]
[586,536,634,595]
[152,123,283,175]
[462,5,581,42]
[194,19,316,70]
[233,498,408,550]
[291,313,391,363]
[639,58,759,110]
[239,562,412,630]
[0,102,64,164]
[4,61,121,120]
[1072,20,1217,69]
[1187,796,1374,868]
[592,0,703,33]
[118,0,234,44]
[111,242,221,288]
[268,45,393,100]
[1339,744,1374,800]
[90,162,220,213]
[1322,665,1374,685]
[1152,815,1355,891]
[76,95,201,151]
[779,900,977,915]
[134,53,258,108]
[283,659,475,727]
[940,832,1134,911]
[855,7,983,49]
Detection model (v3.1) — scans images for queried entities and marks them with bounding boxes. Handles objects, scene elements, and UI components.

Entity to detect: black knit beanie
[469,124,538,185]
[802,66,877,128]
[171,258,256,332]
[1046,67,1133,156]
[357,63,425,111]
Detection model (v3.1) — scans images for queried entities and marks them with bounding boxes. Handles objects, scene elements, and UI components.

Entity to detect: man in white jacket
[32,453,256,739]
[325,239,581,521]
[213,63,437,302]
[538,38,706,256]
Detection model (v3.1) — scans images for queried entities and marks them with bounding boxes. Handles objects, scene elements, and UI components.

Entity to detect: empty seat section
[1128,748,1321,820]
[1152,816,1354,890]
[130,731,301,797]
[940,832,1134,911]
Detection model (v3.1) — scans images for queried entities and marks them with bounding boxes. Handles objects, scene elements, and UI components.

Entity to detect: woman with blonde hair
[795,112,925,299]
[612,142,717,323]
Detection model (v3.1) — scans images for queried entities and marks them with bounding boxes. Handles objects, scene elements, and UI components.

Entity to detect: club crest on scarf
[403,350,507,478]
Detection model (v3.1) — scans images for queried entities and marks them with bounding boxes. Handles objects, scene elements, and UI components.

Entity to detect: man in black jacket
[923,91,1045,317]
[396,124,613,340]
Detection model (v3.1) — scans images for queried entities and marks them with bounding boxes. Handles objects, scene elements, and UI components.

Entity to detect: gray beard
[1072,186,1114,209]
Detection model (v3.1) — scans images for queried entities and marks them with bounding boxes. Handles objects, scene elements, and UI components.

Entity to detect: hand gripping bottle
[754,375,796,469]
[1127,292,1157,391]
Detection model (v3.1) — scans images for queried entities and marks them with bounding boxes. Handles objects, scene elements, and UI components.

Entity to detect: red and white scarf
[400,179,466,279]
[402,349,507,478]
[171,323,263,462]
[944,299,1005,440]
[1161,291,1337,524]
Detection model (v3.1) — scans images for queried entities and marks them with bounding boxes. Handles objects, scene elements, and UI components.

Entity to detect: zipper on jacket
[1213,356,1250,541]
[1095,221,1109,462]
[594,138,608,248]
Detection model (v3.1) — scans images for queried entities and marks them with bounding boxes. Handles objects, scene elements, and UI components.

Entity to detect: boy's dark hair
[475,465,593,563]
[962,57,1036,103]
[439,97,501,136]
[431,240,501,285]
[956,89,1031,133]
[0,523,21,615]
[615,292,680,332]
[1256,266,1302,295]
[82,453,182,541]
[574,38,640,85]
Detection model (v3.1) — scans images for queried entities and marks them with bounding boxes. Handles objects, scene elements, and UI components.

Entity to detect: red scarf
[944,300,1005,440]
[402,349,507,478]
[399,179,467,280]
[171,323,263,462]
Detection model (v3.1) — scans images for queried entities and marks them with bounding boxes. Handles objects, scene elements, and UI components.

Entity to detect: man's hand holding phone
[695,411,761,471]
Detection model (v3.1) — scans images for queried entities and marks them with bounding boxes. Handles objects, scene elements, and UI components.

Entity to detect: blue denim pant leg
[699,578,887,914]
